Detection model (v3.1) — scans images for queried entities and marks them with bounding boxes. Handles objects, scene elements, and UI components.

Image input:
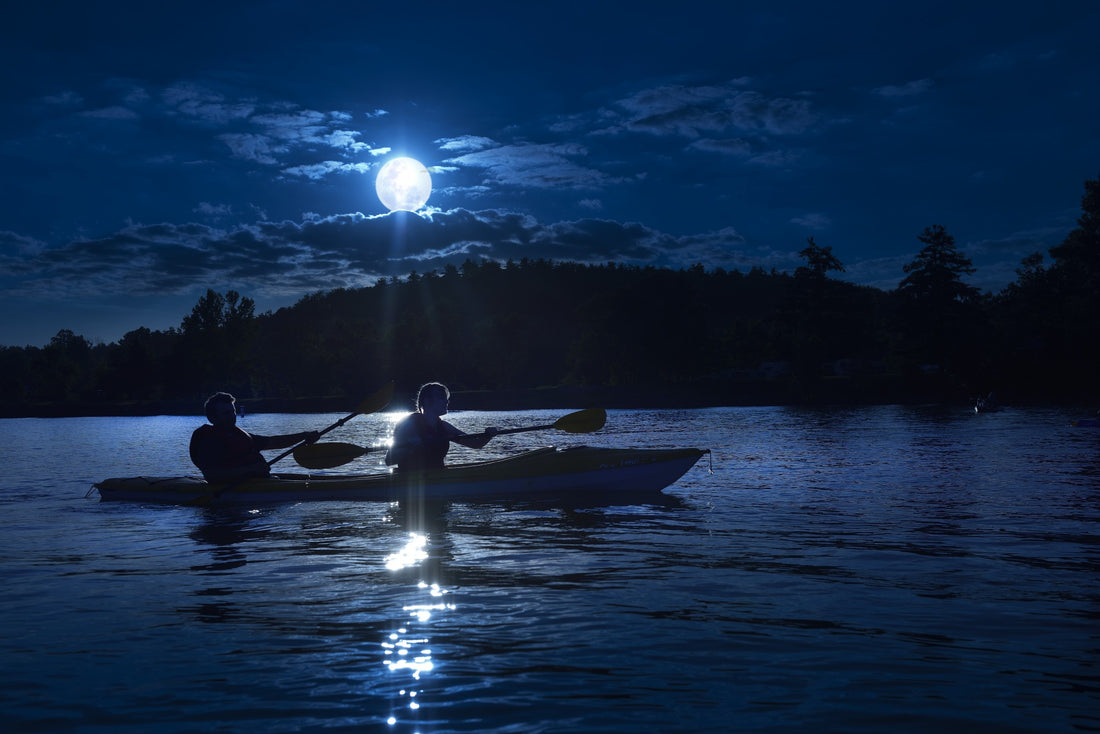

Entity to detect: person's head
[204,392,238,426]
[416,382,450,416]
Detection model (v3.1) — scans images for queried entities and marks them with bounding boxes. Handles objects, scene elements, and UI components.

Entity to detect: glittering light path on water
[382,531,456,730]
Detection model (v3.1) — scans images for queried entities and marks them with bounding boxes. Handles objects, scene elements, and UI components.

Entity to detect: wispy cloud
[40,90,84,107]
[610,83,817,137]
[687,137,753,156]
[0,230,47,259]
[791,213,832,230]
[193,202,233,218]
[437,135,498,153]
[282,161,374,180]
[1,211,790,305]
[873,78,934,98]
[219,133,286,164]
[31,80,391,173]
[162,82,256,124]
[81,106,140,120]
[444,142,620,190]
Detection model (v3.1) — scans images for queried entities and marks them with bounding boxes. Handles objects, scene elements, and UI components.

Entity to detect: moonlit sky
[2,1,1097,347]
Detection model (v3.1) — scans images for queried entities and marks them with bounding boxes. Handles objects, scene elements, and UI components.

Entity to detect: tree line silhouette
[2,173,1097,415]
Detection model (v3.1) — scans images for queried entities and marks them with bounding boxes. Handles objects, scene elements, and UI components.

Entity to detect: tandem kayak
[93,446,709,506]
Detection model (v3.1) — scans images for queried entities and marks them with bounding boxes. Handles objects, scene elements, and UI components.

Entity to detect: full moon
[375,157,432,212]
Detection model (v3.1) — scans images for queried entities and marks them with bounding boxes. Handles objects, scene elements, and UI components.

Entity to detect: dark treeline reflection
[2,174,1097,414]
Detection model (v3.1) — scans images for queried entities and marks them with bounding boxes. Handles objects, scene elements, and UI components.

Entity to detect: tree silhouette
[795,237,846,280]
[1049,173,1100,275]
[1043,172,1100,388]
[7,175,1100,414]
[898,225,979,304]
[175,289,258,397]
[895,225,984,382]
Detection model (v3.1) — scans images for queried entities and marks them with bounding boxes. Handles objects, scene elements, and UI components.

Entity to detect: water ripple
[2,407,1099,732]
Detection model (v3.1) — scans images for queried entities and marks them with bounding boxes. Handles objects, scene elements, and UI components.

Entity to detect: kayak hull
[94,446,709,506]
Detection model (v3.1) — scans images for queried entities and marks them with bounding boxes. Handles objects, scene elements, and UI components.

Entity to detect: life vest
[391,413,450,471]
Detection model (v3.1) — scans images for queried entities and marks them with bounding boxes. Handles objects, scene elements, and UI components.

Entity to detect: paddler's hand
[301,430,321,444]
[455,427,497,450]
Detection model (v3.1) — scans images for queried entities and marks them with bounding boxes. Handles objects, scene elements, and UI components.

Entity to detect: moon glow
[376,157,432,212]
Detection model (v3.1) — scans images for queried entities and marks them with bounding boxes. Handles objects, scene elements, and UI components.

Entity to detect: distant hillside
[2,172,1099,417]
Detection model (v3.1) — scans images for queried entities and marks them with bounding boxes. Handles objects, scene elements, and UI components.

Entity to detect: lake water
[1,405,1098,733]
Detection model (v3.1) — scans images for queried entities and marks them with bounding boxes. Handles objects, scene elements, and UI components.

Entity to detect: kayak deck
[94,446,709,506]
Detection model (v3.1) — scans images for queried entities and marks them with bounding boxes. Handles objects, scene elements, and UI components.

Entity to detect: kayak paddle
[461,407,606,443]
[292,407,608,470]
[293,441,379,469]
[267,381,394,466]
[186,382,394,505]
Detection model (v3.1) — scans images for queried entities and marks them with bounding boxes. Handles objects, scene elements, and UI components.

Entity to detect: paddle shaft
[293,408,606,470]
[462,408,606,442]
[462,422,556,442]
[265,382,394,467]
[267,408,359,467]
[295,428,549,470]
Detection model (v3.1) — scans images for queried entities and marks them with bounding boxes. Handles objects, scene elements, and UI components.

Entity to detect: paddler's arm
[450,425,498,450]
[253,430,321,451]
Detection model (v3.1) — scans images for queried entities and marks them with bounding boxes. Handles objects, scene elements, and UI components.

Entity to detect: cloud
[81,106,139,120]
[687,137,753,156]
[155,82,385,170]
[873,79,934,98]
[162,83,256,124]
[611,83,816,138]
[964,226,1064,258]
[41,90,84,107]
[194,202,233,217]
[281,161,373,180]
[219,133,285,164]
[747,149,803,167]
[444,142,620,190]
[251,109,329,141]
[1,211,783,305]
[322,129,371,152]
[790,213,832,230]
[0,230,47,259]
[437,135,498,153]
[959,225,1068,292]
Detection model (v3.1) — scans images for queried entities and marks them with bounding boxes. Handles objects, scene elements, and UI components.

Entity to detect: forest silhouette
[2,173,1097,416]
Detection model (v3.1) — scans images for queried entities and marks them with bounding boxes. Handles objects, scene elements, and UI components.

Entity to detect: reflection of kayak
[1074,418,1100,428]
[93,446,709,505]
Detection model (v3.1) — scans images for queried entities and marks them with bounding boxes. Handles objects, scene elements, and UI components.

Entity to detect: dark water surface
[2,406,1098,732]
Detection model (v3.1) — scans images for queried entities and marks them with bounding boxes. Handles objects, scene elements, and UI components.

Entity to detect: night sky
[2,1,1097,347]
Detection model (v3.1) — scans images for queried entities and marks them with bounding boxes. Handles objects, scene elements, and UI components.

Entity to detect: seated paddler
[385,382,496,472]
[189,392,320,483]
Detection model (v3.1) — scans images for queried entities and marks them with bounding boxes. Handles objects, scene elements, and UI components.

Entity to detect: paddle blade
[293,442,372,470]
[356,381,395,415]
[552,408,607,434]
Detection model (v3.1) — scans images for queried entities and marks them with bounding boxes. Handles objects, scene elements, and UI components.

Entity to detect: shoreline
[1,376,1091,418]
